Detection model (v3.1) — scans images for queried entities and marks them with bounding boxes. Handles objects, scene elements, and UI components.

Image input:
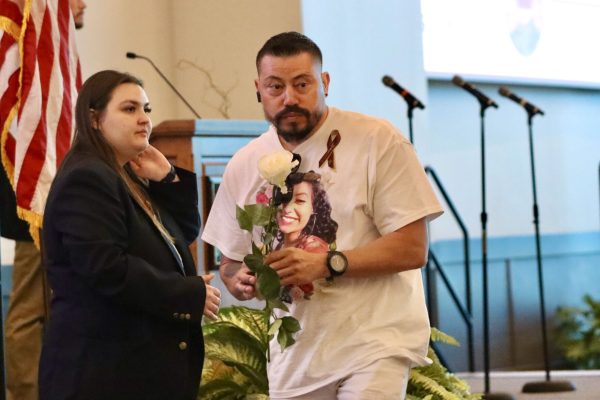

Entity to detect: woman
[40,70,220,400]
[275,171,338,301]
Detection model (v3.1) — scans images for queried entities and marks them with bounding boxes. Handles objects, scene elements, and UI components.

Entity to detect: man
[1,2,85,399]
[70,0,87,29]
[202,31,443,399]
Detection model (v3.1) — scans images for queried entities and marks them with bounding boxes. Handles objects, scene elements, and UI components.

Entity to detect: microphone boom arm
[127,52,201,119]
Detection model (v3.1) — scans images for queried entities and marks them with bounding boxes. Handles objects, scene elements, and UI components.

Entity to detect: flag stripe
[0,0,22,30]
[1,0,81,239]
[16,7,53,207]
[55,0,71,165]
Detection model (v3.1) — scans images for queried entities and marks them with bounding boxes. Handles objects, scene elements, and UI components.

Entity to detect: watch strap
[160,164,177,183]
[326,250,348,280]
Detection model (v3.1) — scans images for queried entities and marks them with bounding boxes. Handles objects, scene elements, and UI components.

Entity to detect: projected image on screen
[421,0,600,88]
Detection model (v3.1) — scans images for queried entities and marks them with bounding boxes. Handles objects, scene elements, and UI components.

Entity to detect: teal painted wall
[430,231,600,370]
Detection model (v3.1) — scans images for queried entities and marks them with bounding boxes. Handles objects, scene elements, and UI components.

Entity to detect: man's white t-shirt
[201,107,443,397]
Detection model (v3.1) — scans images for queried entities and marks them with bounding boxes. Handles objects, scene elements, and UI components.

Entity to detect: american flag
[0,0,81,242]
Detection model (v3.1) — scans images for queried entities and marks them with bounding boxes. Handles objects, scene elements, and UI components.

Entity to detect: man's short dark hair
[256,31,323,71]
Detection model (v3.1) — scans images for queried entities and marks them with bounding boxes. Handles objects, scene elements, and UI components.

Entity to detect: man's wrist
[326,250,348,281]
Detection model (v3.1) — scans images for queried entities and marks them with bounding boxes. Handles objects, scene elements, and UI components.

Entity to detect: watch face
[330,254,346,272]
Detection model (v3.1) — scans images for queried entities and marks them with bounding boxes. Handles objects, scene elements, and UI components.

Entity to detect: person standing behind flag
[0,1,84,399]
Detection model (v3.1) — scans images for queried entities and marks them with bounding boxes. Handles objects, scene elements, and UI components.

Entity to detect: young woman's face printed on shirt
[277,181,313,238]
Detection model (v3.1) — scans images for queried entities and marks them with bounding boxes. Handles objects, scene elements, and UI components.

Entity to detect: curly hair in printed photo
[274,171,338,302]
[275,171,338,252]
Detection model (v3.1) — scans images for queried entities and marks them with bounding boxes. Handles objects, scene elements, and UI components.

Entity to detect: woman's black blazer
[40,150,206,400]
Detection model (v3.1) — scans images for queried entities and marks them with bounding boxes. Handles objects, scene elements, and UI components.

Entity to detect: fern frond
[409,369,462,400]
[431,327,460,347]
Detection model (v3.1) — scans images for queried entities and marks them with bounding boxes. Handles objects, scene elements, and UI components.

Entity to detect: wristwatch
[326,250,348,280]
[160,164,177,183]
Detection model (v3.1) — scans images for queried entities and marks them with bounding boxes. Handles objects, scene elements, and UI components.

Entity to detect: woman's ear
[89,109,99,129]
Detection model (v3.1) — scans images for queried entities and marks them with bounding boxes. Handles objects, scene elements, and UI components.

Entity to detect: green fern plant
[555,294,600,369]
[199,306,481,400]
[406,328,481,400]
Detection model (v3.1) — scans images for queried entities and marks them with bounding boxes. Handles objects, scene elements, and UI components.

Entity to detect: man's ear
[254,79,261,103]
[321,72,330,97]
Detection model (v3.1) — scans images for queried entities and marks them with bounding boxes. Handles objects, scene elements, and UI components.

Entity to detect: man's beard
[271,105,322,144]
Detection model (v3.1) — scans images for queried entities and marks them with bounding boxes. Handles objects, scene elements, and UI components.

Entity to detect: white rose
[258,150,299,194]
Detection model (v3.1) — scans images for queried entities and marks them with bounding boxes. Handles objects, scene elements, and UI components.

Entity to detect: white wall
[76,0,177,124]
[170,0,301,120]
[76,0,301,124]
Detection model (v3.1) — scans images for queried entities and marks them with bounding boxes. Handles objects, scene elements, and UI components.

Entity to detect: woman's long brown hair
[68,70,174,242]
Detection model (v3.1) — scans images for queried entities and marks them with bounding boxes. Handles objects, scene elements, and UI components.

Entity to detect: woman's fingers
[204,285,221,320]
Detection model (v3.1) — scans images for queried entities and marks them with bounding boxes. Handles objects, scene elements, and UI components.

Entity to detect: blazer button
[178,341,188,351]
[185,313,191,320]
[179,314,186,320]
[173,313,179,319]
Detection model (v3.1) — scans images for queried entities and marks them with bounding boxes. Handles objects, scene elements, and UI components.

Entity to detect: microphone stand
[407,102,417,146]
[476,101,513,400]
[521,112,575,394]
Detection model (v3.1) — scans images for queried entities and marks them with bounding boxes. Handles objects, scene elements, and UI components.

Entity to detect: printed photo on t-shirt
[255,171,338,303]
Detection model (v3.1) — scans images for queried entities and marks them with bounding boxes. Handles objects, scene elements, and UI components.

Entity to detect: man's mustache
[275,106,310,123]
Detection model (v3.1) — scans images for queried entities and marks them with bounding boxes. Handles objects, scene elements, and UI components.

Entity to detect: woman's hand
[202,273,221,320]
[129,146,178,182]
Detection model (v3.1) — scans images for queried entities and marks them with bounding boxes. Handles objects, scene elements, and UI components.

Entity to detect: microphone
[498,86,544,116]
[382,75,425,109]
[126,52,201,119]
[451,75,498,109]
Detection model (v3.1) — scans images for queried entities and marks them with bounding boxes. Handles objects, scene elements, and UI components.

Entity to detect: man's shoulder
[227,127,277,169]
[329,107,407,143]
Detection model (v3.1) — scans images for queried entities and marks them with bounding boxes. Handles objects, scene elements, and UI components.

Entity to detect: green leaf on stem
[267,297,289,312]
[277,326,296,350]
[267,318,282,336]
[245,204,271,227]
[274,317,301,352]
[236,206,253,232]
[257,267,280,300]
[244,254,264,273]
[251,241,263,256]
[262,232,274,247]
[281,316,301,333]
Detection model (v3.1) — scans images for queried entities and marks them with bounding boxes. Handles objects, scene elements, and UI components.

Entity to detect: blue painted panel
[431,231,600,265]
[429,230,600,371]
[195,119,268,136]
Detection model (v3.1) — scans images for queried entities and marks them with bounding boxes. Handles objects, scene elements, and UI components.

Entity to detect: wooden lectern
[150,119,197,268]
[151,118,268,274]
